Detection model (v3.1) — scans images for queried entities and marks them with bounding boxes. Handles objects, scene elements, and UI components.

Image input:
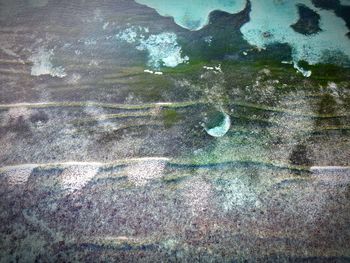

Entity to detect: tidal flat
[0,0,350,262]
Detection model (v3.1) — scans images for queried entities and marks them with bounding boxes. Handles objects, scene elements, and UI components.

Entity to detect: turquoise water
[135,0,350,75]
[135,0,246,30]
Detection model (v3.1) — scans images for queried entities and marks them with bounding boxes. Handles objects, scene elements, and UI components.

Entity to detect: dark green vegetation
[291,4,321,35]
[162,109,182,128]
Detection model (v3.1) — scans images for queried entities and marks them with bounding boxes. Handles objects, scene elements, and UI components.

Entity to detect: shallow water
[137,0,350,72]
[0,0,350,261]
[135,0,246,30]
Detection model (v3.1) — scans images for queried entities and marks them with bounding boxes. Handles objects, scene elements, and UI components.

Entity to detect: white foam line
[0,101,197,109]
[0,102,62,108]
[155,102,172,106]
[0,157,171,173]
[1,161,349,173]
[310,166,350,171]
[0,69,28,74]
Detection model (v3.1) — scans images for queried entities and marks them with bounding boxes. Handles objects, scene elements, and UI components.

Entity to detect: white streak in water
[116,27,189,68]
[29,48,66,78]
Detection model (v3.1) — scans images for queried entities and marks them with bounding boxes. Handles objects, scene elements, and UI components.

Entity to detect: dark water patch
[167,160,311,174]
[162,172,189,184]
[231,102,317,120]
[29,111,49,123]
[317,93,338,115]
[312,0,350,37]
[289,144,313,176]
[312,0,340,9]
[179,1,252,62]
[310,127,350,136]
[31,166,64,177]
[314,93,343,133]
[87,176,128,188]
[291,4,321,35]
[256,255,350,263]
[231,105,274,119]
[73,242,158,252]
[97,164,126,174]
[273,178,309,189]
[204,109,227,130]
[0,115,31,138]
[314,93,350,135]
[289,144,313,166]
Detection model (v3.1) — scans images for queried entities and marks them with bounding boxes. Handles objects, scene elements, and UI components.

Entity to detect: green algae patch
[298,61,350,83]
[162,109,182,128]
[161,60,207,75]
[162,172,190,184]
[130,74,174,102]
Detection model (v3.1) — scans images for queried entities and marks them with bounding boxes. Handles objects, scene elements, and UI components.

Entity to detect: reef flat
[0,0,350,262]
